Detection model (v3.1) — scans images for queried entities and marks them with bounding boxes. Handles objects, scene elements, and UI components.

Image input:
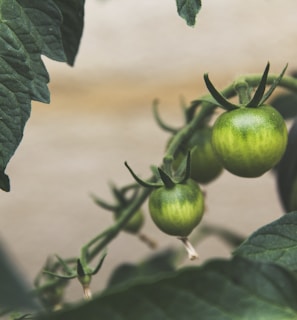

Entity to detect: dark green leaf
[176,0,201,26]
[53,0,85,66]
[275,119,297,211]
[200,224,245,248]
[107,249,176,287]
[0,242,38,311]
[37,257,297,320]
[234,211,297,271]
[270,94,297,119]
[0,0,71,190]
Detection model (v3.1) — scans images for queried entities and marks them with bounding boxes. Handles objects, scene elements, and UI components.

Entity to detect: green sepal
[92,250,107,275]
[76,259,86,278]
[157,168,175,189]
[42,270,76,280]
[124,162,162,188]
[246,62,270,108]
[90,194,117,212]
[179,151,192,184]
[152,99,178,133]
[110,182,127,205]
[43,255,76,280]
[259,63,288,106]
[203,73,238,111]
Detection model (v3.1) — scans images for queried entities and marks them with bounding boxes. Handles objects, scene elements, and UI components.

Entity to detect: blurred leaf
[275,119,297,211]
[176,0,201,26]
[0,0,85,191]
[199,224,245,248]
[270,93,297,119]
[234,211,297,272]
[107,249,176,287]
[37,257,297,320]
[0,242,38,311]
[53,0,85,66]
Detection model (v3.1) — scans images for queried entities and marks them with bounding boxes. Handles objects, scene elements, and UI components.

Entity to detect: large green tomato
[211,105,288,177]
[148,179,204,237]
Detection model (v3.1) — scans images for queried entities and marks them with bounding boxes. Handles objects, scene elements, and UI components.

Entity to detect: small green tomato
[115,209,144,234]
[189,127,223,183]
[148,179,204,237]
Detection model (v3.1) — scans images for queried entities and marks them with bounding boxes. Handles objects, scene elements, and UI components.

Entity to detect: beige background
[1,0,296,302]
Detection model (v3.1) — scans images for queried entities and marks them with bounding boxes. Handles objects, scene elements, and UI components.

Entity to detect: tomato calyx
[43,250,107,300]
[125,151,192,190]
[204,62,288,111]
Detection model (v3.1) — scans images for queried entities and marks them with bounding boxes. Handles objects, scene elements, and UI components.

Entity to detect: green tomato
[115,209,144,234]
[148,179,204,237]
[188,127,223,183]
[211,105,288,177]
[171,127,223,184]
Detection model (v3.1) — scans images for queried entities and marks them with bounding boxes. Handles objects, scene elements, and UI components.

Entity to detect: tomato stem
[178,237,199,260]
[138,232,158,249]
[233,80,251,105]
[82,285,92,300]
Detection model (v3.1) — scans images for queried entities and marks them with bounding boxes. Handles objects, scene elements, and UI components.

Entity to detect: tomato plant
[2,1,297,320]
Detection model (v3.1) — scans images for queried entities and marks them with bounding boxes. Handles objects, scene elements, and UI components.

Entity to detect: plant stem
[178,237,198,260]
[85,186,153,262]
[233,79,251,105]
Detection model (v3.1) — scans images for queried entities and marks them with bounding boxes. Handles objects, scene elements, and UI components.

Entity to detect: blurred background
[1,0,297,302]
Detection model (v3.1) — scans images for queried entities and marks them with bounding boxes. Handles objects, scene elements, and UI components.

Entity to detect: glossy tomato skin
[211,105,288,177]
[148,179,204,237]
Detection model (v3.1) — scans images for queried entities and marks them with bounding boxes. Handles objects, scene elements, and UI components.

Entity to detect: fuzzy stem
[178,237,199,260]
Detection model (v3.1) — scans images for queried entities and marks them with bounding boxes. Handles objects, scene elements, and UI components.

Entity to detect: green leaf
[234,211,297,271]
[37,257,297,320]
[275,119,297,212]
[0,0,86,191]
[0,242,38,311]
[53,0,85,66]
[176,0,201,26]
[270,93,297,119]
[107,249,176,287]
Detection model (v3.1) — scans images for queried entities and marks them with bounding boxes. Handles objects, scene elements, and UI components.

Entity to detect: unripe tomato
[211,105,288,178]
[148,179,204,237]
[188,127,223,183]
[115,209,144,234]
[171,127,223,184]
